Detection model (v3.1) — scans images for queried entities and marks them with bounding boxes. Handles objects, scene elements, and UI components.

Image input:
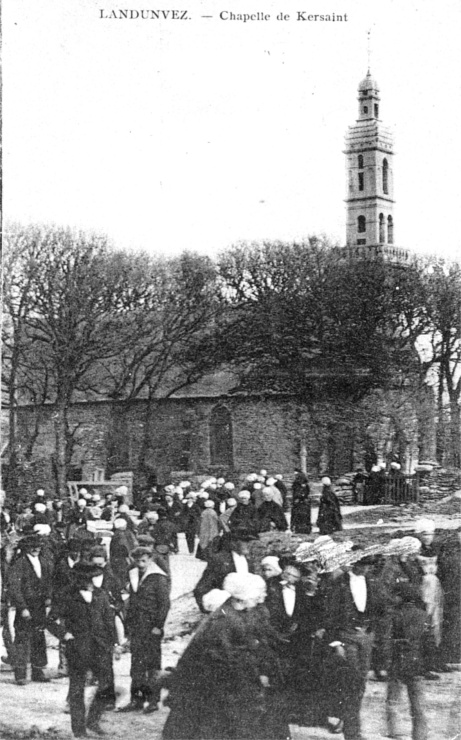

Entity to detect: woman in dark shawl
[316,477,342,535]
[162,572,289,740]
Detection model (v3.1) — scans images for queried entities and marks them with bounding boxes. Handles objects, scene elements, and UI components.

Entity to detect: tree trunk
[54,398,69,499]
[7,390,18,496]
[299,438,307,474]
[5,343,20,496]
[443,351,461,468]
[449,396,461,468]
[435,364,445,464]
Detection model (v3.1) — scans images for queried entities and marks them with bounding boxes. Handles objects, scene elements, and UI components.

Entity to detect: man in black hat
[323,549,377,740]
[193,529,257,612]
[47,560,116,738]
[8,533,53,685]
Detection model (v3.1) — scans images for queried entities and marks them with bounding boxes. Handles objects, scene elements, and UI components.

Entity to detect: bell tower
[344,71,407,261]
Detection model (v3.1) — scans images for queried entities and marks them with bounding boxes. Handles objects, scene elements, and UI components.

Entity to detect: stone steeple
[344,70,408,262]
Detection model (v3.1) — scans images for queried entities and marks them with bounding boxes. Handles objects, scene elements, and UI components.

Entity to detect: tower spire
[367,28,372,74]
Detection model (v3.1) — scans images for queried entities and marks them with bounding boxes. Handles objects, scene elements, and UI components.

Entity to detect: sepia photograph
[1,0,460,738]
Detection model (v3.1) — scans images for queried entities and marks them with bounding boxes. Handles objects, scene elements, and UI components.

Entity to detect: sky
[3,0,461,261]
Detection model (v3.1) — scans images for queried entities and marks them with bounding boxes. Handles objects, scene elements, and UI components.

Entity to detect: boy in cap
[47,561,116,737]
[118,546,170,714]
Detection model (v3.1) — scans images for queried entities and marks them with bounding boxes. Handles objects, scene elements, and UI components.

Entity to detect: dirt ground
[1,502,460,740]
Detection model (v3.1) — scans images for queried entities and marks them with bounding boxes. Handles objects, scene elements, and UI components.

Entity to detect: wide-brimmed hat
[20,533,42,550]
[73,562,103,580]
[295,536,355,572]
[384,536,422,557]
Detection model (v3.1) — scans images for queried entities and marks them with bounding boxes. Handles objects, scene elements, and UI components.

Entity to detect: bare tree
[422,260,461,466]
[3,225,222,496]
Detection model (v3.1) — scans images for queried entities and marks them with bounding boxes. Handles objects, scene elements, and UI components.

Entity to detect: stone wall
[418,467,461,502]
[13,387,426,498]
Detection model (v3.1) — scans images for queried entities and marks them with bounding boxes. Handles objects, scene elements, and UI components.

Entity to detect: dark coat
[162,601,287,740]
[390,602,427,679]
[255,501,288,533]
[265,578,316,636]
[52,554,78,597]
[290,499,312,534]
[110,529,135,588]
[193,550,254,612]
[125,569,170,638]
[274,480,289,511]
[317,487,342,535]
[150,519,178,550]
[65,509,90,539]
[379,557,422,610]
[183,502,202,536]
[8,554,53,616]
[99,562,124,612]
[323,570,377,640]
[47,586,115,666]
[164,501,183,528]
[292,473,310,502]
[228,503,258,536]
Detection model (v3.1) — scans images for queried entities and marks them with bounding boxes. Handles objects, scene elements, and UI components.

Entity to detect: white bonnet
[415,518,436,534]
[261,556,282,575]
[223,572,266,602]
[202,589,230,612]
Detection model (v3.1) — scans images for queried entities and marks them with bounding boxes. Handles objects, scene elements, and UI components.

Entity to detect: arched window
[178,415,193,470]
[357,216,366,233]
[383,159,389,194]
[358,155,364,169]
[387,215,394,244]
[210,405,233,467]
[379,213,385,243]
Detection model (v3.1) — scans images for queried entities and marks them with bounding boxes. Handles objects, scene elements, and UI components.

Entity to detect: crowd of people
[0,470,457,740]
[351,463,409,506]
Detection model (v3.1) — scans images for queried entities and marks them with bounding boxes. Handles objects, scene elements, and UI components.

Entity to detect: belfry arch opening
[387,215,394,244]
[379,213,385,243]
[383,159,389,194]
